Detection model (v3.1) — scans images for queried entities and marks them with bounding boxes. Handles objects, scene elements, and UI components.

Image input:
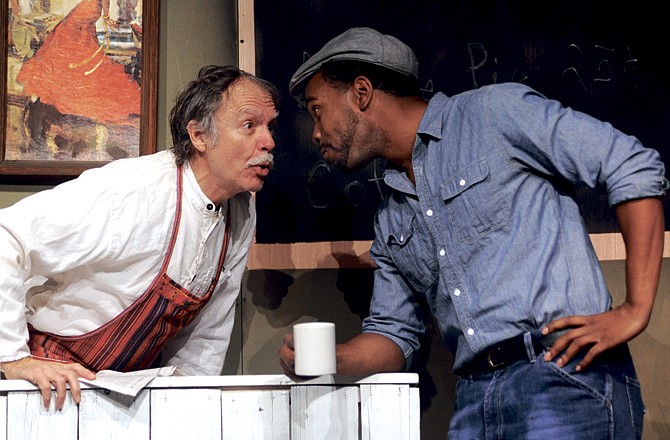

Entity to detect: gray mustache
[246,152,274,167]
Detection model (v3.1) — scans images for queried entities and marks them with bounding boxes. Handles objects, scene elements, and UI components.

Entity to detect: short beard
[335,106,387,174]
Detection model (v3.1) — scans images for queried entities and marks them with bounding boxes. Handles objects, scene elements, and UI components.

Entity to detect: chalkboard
[254,0,670,244]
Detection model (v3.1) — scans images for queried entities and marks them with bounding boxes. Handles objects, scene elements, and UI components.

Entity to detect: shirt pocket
[387,215,437,292]
[440,159,509,244]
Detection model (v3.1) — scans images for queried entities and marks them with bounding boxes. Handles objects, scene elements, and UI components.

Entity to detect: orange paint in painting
[17,0,140,124]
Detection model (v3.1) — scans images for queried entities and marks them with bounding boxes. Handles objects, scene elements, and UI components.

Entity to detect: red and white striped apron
[27,166,231,372]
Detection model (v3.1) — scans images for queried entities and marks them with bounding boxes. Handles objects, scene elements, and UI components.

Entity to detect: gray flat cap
[289,27,419,100]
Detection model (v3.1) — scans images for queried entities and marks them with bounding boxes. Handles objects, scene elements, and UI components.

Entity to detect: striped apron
[27,166,231,372]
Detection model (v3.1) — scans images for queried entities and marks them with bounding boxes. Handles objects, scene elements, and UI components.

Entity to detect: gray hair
[169,65,281,165]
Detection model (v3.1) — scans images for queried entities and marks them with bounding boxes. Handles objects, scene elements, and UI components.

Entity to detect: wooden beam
[247,232,670,270]
[237,0,255,73]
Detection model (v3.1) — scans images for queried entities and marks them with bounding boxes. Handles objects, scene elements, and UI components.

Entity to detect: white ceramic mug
[293,322,336,376]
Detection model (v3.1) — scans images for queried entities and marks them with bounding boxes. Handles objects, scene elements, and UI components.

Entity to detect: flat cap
[289,27,419,100]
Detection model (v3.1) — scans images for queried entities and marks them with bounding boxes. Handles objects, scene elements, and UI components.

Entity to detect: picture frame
[0,0,158,183]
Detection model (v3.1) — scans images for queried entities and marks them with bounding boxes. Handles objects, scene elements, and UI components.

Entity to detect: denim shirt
[363,83,668,372]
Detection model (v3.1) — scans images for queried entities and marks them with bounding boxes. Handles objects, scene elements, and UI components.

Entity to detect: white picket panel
[360,384,414,440]
[151,387,223,440]
[0,373,419,439]
[0,392,7,440]
[221,389,290,439]
[79,388,150,440]
[7,391,78,440]
[290,385,359,439]
[409,387,420,440]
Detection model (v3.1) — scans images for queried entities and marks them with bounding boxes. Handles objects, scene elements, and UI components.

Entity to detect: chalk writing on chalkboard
[306,160,387,209]
[254,0,669,244]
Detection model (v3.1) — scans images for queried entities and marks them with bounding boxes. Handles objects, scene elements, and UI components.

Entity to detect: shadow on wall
[244,265,456,439]
[631,331,670,439]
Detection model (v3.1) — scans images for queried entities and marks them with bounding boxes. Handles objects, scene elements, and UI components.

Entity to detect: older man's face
[194,78,278,202]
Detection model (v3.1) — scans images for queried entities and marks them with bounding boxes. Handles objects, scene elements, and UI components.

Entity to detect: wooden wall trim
[248,241,376,270]
[237,0,255,72]
[247,232,670,270]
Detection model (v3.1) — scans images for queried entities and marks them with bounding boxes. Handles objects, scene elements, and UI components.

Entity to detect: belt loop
[523,331,536,363]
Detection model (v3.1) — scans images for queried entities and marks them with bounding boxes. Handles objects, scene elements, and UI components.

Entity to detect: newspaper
[79,366,184,397]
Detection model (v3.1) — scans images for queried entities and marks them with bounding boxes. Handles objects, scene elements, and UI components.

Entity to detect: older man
[0,65,280,410]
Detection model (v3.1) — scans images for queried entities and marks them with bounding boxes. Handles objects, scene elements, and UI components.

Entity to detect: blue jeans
[448,338,645,440]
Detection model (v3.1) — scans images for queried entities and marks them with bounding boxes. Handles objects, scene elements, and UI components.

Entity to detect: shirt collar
[416,92,448,142]
[383,92,449,194]
[182,162,221,215]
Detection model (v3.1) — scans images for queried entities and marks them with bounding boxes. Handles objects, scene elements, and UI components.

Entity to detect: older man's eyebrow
[235,105,280,126]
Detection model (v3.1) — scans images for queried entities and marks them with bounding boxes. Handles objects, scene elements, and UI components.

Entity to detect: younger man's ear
[353,76,373,111]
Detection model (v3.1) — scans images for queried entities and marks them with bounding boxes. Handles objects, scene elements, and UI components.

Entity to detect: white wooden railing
[0,373,419,439]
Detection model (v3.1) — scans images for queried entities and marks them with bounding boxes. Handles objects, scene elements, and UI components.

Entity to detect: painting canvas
[1,0,157,180]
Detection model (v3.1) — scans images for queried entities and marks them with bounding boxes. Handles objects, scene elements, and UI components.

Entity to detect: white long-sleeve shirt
[0,150,255,375]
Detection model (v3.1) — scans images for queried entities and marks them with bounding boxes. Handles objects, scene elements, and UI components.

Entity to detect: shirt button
[467,328,475,336]
[459,178,466,186]
[439,249,445,256]
[206,203,214,210]
[426,209,433,216]
[453,289,461,296]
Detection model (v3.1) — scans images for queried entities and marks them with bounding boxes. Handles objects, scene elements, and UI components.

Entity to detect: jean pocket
[542,356,646,439]
[625,375,645,439]
[542,358,610,402]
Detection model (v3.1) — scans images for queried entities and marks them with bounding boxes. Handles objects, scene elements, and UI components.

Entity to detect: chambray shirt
[364,83,668,373]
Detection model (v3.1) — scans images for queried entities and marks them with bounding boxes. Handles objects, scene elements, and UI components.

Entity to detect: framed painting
[0,0,158,183]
